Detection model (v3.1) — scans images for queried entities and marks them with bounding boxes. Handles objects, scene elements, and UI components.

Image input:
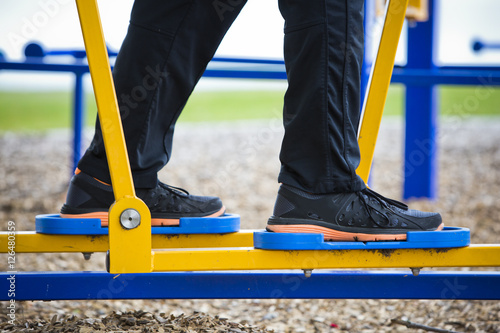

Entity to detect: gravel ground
[1,116,500,332]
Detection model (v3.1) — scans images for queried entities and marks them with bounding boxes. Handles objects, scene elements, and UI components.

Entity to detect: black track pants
[78,0,366,194]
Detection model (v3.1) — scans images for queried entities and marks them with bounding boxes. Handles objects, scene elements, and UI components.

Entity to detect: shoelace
[151,183,190,210]
[356,188,408,227]
[158,182,190,196]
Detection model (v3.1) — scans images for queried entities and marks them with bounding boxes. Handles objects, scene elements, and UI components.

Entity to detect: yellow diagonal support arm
[75,0,152,273]
[357,0,409,182]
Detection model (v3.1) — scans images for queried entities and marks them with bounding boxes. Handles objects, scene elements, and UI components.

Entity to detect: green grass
[0,90,285,132]
[384,85,500,117]
[0,91,69,131]
[383,84,405,116]
[439,86,500,116]
[1,85,499,132]
[178,90,285,122]
[0,91,99,132]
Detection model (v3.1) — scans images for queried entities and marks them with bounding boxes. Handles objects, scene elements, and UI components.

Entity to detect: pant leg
[78,0,246,188]
[277,0,366,194]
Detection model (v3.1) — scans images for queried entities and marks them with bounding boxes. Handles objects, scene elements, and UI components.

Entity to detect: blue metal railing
[473,40,500,53]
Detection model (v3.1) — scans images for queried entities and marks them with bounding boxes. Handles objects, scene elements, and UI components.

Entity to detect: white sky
[0,0,499,90]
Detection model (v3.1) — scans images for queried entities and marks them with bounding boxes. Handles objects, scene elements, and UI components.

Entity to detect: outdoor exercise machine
[1,0,500,301]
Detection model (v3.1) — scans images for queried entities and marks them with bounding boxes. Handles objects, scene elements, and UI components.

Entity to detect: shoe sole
[60,206,226,227]
[266,223,444,242]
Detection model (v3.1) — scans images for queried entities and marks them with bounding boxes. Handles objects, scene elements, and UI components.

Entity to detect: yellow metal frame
[3,0,498,275]
[151,245,500,271]
[407,0,429,22]
[0,231,255,253]
[376,0,428,22]
[357,0,409,183]
[75,0,151,273]
[1,232,500,270]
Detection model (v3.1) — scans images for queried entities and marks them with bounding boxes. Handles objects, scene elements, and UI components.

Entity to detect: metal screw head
[120,209,141,229]
[105,250,110,273]
[410,267,422,276]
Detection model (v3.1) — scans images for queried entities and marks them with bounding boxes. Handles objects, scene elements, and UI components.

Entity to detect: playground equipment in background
[1,0,500,301]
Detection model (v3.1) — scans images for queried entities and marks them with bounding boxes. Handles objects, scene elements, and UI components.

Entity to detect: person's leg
[277,0,365,194]
[61,0,246,225]
[79,0,246,188]
[269,0,443,241]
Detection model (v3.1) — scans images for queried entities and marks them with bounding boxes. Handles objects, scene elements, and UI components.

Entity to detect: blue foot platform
[254,227,470,250]
[35,213,240,235]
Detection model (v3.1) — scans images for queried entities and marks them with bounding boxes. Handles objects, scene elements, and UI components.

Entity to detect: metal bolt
[410,267,422,276]
[105,250,110,273]
[120,209,141,229]
[303,269,313,278]
[82,252,93,260]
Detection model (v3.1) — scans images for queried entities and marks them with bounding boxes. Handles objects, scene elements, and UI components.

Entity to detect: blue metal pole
[2,270,499,300]
[72,72,85,173]
[403,0,438,199]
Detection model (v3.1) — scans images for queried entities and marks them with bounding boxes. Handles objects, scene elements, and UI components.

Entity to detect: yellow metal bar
[0,232,109,253]
[75,0,134,200]
[357,0,409,182]
[75,0,151,273]
[152,245,500,271]
[0,231,255,253]
[3,231,500,270]
[407,0,429,22]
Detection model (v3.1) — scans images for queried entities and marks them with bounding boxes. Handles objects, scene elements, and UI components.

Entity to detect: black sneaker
[267,184,443,241]
[60,171,225,226]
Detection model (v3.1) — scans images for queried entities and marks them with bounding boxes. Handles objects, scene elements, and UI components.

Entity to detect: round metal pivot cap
[120,208,141,229]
